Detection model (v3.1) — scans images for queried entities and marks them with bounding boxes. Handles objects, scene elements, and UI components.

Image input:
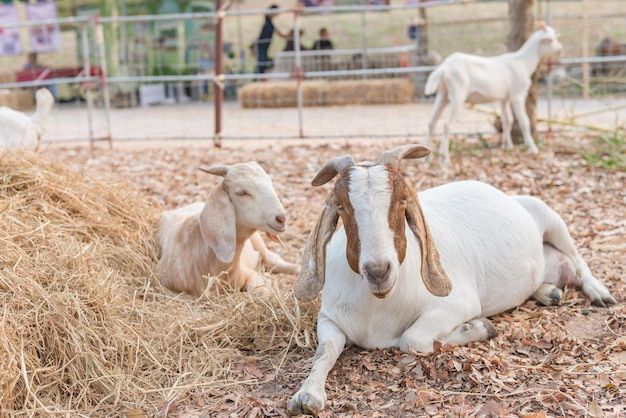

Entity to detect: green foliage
[582,130,626,171]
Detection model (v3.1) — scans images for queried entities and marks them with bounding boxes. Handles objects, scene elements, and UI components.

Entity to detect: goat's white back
[322,180,542,349]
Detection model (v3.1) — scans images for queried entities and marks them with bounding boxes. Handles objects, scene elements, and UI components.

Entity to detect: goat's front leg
[227,263,269,294]
[441,94,463,164]
[426,92,447,162]
[288,315,347,416]
[500,101,514,151]
[510,95,539,153]
[398,303,490,353]
[249,232,300,275]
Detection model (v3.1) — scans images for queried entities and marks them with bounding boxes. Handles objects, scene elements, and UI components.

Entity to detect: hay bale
[324,79,414,106]
[0,151,316,416]
[239,78,414,108]
[0,89,34,110]
[238,80,326,108]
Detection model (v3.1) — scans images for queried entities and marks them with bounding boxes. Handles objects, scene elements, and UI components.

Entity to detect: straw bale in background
[239,80,327,108]
[239,78,413,108]
[0,89,34,110]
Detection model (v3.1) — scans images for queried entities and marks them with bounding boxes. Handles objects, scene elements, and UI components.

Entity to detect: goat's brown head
[295,144,452,301]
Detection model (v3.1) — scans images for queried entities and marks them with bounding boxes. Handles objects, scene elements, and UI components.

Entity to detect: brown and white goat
[157,162,299,297]
[288,144,615,416]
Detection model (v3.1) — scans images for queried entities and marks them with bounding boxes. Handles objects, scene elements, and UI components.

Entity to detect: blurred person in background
[283,29,307,52]
[312,27,334,71]
[250,4,288,74]
[312,27,334,51]
[23,52,44,70]
[23,52,57,99]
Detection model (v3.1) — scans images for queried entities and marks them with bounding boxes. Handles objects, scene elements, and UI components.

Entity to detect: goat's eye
[235,190,250,197]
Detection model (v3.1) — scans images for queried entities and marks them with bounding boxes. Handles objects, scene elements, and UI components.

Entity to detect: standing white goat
[424,23,562,164]
[0,88,55,151]
[288,144,615,416]
[157,162,299,297]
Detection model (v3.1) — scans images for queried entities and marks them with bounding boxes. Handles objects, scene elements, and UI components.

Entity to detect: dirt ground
[43,96,626,144]
[36,115,626,417]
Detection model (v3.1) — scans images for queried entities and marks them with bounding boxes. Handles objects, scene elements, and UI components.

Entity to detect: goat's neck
[511,34,543,76]
[204,224,256,275]
[30,99,52,129]
[228,227,256,266]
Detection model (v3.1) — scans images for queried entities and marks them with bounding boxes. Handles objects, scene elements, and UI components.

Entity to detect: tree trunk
[417,6,429,63]
[413,4,429,97]
[507,0,537,144]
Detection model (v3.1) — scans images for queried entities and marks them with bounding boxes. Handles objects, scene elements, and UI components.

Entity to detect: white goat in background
[288,144,615,416]
[158,162,299,297]
[424,23,562,164]
[0,88,55,151]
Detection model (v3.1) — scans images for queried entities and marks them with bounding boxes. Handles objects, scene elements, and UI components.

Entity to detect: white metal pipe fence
[0,0,624,146]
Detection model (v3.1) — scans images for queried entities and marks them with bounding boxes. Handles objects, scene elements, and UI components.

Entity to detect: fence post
[294,12,304,138]
[81,21,95,150]
[95,17,113,148]
[545,0,553,132]
[214,0,224,147]
[581,0,590,99]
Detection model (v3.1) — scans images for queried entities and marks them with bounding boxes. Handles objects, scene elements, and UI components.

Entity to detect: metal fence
[0,0,624,147]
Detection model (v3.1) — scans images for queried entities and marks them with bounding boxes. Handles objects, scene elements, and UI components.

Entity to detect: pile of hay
[0,152,314,416]
[0,89,34,110]
[239,78,414,108]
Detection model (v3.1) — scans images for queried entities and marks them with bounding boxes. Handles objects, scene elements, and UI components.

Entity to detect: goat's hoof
[480,318,498,339]
[287,263,301,276]
[583,280,617,307]
[591,294,617,308]
[454,319,497,343]
[533,283,562,306]
[287,390,326,416]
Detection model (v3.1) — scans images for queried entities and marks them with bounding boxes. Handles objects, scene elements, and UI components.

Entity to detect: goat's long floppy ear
[405,192,452,297]
[198,165,237,264]
[294,193,339,301]
[294,155,355,301]
[379,144,452,297]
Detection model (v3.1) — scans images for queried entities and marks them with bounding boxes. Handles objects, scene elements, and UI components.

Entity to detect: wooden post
[507,0,536,144]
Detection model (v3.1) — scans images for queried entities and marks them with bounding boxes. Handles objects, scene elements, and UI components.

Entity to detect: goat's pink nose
[363,261,391,284]
[275,213,286,225]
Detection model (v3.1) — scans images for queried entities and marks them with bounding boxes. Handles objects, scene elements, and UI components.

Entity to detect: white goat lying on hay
[157,162,299,297]
[424,23,562,164]
[0,88,55,151]
[288,144,615,416]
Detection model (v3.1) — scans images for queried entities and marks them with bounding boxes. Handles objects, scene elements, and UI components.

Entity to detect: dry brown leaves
[7,131,625,417]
